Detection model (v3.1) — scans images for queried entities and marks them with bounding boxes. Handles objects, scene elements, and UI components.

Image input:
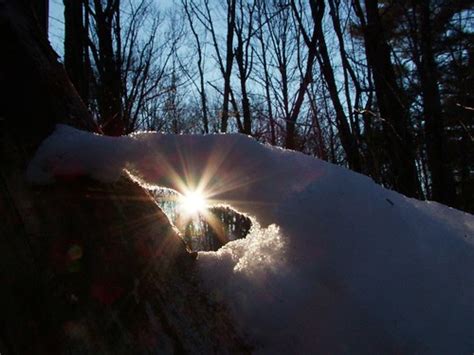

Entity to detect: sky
[48,0,65,56]
[48,0,175,58]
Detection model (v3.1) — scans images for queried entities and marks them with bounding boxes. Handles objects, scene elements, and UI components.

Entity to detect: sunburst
[179,189,207,216]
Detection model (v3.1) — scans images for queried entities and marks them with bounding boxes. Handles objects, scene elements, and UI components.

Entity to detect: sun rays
[175,187,224,242]
[153,134,269,211]
[179,189,207,216]
[125,134,271,245]
[143,135,258,246]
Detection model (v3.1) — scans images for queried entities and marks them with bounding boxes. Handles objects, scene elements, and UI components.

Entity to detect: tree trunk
[312,0,362,172]
[0,1,249,353]
[418,0,456,205]
[91,0,124,136]
[182,0,209,133]
[235,39,252,135]
[64,0,89,104]
[256,6,276,144]
[234,0,254,136]
[355,0,420,197]
[286,0,320,150]
[221,0,236,133]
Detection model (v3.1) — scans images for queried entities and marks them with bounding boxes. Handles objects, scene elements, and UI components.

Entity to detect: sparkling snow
[28,124,474,353]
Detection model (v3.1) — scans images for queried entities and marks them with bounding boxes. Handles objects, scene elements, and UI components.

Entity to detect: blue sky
[48,0,175,57]
[48,0,65,55]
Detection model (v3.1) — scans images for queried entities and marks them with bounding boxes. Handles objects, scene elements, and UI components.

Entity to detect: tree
[221,0,237,132]
[308,0,362,171]
[254,0,277,144]
[233,0,256,135]
[182,0,210,133]
[417,0,456,205]
[64,0,90,104]
[350,0,473,208]
[86,0,124,135]
[353,0,420,197]
[257,0,298,146]
[284,0,319,150]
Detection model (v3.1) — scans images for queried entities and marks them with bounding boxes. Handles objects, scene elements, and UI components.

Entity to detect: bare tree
[121,1,176,132]
[233,0,256,135]
[182,0,209,133]
[221,0,237,132]
[254,0,276,144]
[353,0,420,197]
[284,0,323,149]
[299,0,362,171]
[186,0,240,131]
[86,0,124,135]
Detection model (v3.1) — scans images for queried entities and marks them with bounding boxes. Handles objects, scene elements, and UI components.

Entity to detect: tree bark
[0,1,249,353]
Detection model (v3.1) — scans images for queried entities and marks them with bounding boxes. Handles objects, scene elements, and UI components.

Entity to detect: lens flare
[179,190,207,216]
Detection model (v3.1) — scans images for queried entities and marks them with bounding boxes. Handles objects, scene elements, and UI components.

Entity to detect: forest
[48,0,474,212]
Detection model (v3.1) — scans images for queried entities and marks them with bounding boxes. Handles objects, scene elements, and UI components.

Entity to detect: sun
[179,190,207,216]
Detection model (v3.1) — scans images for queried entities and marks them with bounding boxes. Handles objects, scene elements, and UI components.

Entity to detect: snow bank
[28,125,474,354]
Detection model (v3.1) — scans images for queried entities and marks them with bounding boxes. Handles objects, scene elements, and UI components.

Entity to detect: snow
[28,124,474,353]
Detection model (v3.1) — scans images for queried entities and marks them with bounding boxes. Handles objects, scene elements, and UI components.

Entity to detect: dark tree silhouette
[64,0,90,104]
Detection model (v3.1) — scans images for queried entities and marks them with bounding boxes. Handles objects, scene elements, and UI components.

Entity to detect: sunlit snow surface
[28,125,474,354]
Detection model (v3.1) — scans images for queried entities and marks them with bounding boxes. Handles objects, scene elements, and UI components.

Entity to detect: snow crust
[28,125,474,353]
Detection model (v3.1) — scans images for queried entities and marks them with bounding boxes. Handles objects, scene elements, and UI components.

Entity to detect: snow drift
[28,125,474,354]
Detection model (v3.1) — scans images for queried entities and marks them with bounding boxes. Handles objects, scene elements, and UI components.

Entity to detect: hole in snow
[151,188,252,252]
